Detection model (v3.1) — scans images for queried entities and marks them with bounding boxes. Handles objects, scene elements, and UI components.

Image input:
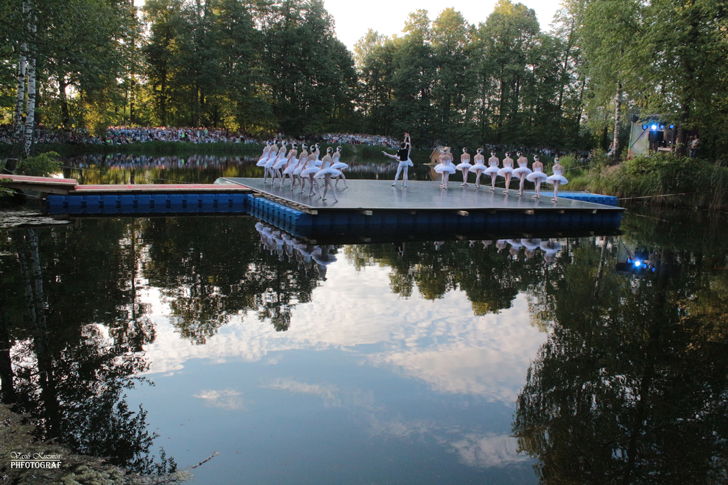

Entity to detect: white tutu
[331,162,348,170]
[314,159,322,168]
[273,155,287,169]
[540,240,562,253]
[256,153,272,167]
[283,159,299,174]
[301,166,319,176]
[314,167,343,178]
[513,165,532,177]
[497,166,513,177]
[435,164,456,174]
[471,161,487,171]
[546,169,568,185]
[456,162,472,170]
[264,154,278,168]
[527,168,548,182]
[293,164,306,176]
[484,164,499,174]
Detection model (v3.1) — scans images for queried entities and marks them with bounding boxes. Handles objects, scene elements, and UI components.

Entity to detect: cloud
[193,389,246,411]
[263,378,342,407]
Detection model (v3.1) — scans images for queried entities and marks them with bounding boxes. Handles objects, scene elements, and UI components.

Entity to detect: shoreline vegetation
[3,141,728,211]
[0,403,190,484]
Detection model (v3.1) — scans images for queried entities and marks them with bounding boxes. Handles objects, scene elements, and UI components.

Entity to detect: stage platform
[217,178,622,213]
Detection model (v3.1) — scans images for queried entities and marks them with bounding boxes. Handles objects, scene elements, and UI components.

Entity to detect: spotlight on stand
[651,124,658,130]
[669,124,674,129]
[642,124,648,130]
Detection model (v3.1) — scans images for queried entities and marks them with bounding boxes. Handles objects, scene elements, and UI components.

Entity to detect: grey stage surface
[219,178,623,212]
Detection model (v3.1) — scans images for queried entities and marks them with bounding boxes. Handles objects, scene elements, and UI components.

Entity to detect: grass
[574,154,728,210]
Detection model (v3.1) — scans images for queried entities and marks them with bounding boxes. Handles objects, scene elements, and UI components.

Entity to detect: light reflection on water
[3,155,728,483]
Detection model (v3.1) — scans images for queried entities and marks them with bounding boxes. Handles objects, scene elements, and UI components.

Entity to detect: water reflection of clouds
[193,389,247,411]
[263,378,342,407]
[141,257,547,405]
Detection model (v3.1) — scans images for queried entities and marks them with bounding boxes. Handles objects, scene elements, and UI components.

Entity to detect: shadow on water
[1,163,728,481]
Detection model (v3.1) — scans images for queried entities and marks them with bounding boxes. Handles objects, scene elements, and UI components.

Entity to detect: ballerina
[256,141,272,166]
[483,150,500,191]
[434,147,456,188]
[456,148,472,187]
[280,143,299,188]
[497,152,515,193]
[291,143,308,189]
[300,145,321,196]
[382,133,412,187]
[512,152,532,196]
[471,148,487,188]
[546,156,568,202]
[257,141,276,179]
[271,142,290,184]
[314,147,342,201]
[331,146,349,188]
[526,155,547,198]
[540,238,562,264]
[265,142,285,184]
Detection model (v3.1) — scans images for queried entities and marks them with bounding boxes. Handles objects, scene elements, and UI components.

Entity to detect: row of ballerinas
[432,237,562,261]
[255,222,336,279]
[256,141,350,201]
[434,148,569,201]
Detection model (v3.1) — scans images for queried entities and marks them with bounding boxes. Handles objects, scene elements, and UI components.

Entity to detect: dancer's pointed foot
[517,191,522,196]
[490,186,495,191]
[532,194,539,199]
[504,189,509,194]
[391,182,396,186]
[551,197,558,202]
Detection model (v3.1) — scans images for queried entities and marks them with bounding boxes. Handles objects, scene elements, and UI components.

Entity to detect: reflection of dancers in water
[471,148,487,188]
[507,238,523,259]
[331,146,349,189]
[484,151,500,191]
[382,133,412,187]
[546,156,568,202]
[280,143,299,188]
[312,245,336,280]
[495,239,508,252]
[456,148,472,187]
[482,240,492,249]
[498,152,515,193]
[526,155,547,198]
[540,238,562,263]
[292,143,309,189]
[434,147,456,189]
[513,152,532,196]
[522,238,541,259]
[314,147,342,201]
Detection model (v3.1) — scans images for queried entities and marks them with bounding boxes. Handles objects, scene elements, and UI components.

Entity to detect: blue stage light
[669,124,674,129]
[651,125,657,130]
[634,260,642,267]
[659,124,665,130]
[642,125,648,130]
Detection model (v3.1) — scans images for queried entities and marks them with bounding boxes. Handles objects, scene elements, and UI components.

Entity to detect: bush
[16,151,62,176]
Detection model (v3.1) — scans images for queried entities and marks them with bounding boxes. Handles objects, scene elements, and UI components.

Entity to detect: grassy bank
[1,142,432,162]
[563,154,728,211]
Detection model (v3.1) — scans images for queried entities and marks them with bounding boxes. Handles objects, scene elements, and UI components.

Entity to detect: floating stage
[41,176,624,241]
[217,178,624,239]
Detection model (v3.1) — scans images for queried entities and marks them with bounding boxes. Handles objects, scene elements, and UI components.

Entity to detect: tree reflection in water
[513,210,728,484]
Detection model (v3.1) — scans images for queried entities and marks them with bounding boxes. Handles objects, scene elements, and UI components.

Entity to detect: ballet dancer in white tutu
[484,151,500,191]
[271,142,289,184]
[257,141,276,178]
[497,152,515,193]
[280,143,299,188]
[291,143,308,189]
[256,141,272,166]
[512,152,532,196]
[471,148,487,188]
[314,147,342,201]
[526,155,547,198]
[546,156,568,202]
[382,133,412,187]
[456,148,472,187]
[300,145,321,196]
[265,142,285,184]
[331,146,349,189]
[434,147,456,189]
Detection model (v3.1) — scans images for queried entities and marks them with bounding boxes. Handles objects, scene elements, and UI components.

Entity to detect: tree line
[1,0,726,157]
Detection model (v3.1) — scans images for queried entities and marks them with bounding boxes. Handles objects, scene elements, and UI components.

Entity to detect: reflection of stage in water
[255,222,337,280]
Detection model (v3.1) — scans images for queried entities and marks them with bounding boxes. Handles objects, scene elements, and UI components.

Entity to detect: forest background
[1,0,727,158]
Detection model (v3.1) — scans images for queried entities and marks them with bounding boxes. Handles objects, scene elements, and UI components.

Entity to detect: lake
[1,153,727,484]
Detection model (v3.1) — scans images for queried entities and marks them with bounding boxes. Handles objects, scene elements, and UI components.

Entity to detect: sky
[134,0,564,53]
[324,0,563,51]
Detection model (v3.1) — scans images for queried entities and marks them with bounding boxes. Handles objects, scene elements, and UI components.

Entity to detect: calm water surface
[1,154,728,484]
